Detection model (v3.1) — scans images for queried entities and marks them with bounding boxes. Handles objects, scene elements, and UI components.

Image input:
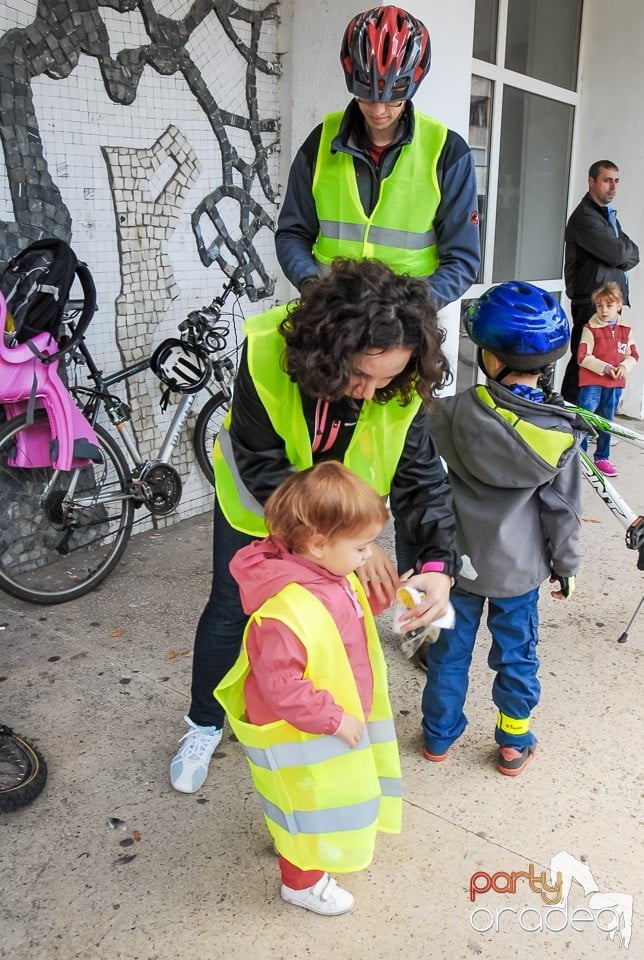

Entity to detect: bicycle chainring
[139,463,183,516]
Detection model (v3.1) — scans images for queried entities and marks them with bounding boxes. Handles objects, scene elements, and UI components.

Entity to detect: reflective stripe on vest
[215,578,402,872]
[244,717,398,770]
[213,304,422,536]
[311,110,447,277]
[475,386,575,467]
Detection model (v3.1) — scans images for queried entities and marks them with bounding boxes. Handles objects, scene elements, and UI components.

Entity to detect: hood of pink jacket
[230,536,338,615]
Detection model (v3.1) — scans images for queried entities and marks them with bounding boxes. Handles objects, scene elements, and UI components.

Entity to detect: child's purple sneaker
[594,459,618,477]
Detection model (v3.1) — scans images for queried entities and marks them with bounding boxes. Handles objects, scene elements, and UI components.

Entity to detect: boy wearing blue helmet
[405,282,592,775]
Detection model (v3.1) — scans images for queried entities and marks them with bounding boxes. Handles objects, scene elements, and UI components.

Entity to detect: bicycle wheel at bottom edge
[193,393,230,488]
[0,412,135,604]
[0,726,47,812]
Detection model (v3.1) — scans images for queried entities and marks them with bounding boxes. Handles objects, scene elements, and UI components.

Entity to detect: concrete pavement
[1,416,642,960]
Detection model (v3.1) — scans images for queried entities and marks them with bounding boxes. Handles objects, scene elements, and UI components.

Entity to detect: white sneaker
[280,873,354,916]
[170,716,223,793]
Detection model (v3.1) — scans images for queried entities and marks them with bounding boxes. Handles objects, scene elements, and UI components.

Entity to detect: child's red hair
[265,462,389,554]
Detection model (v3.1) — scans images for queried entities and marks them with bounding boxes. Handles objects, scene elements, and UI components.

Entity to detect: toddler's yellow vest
[312,110,447,276]
[215,577,402,873]
[213,305,422,536]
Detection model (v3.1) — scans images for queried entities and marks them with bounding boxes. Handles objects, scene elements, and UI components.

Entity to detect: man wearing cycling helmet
[275,6,480,309]
[408,282,593,776]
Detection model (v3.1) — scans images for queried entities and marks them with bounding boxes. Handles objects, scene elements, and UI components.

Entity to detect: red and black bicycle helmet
[341,6,431,102]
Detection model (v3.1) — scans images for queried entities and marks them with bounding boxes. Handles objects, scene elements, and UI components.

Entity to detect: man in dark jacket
[561,160,639,403]
[275,6,480,310]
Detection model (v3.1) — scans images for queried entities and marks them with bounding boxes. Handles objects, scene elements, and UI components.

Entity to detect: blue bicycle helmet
[464,281,570,373]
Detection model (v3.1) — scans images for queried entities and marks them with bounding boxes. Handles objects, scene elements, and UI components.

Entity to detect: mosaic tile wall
[0,0,281,522]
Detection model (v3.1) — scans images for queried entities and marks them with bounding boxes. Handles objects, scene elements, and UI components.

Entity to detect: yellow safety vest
[215,576,402,873]
[311,110,447,276]
[213,305,422,536]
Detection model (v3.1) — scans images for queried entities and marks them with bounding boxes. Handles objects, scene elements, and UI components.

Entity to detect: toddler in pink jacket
[220,462,400,917]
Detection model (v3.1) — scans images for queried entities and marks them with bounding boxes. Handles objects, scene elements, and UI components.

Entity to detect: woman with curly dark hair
[169,257,460,795]
[280,258,451,406]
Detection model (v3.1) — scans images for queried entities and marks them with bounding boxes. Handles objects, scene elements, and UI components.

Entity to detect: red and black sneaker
[497,744,536,777]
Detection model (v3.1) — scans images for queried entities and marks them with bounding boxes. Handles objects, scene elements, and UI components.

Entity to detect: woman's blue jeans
[188,497,255,727]
[421,586,541,755]
[577,385,622,461]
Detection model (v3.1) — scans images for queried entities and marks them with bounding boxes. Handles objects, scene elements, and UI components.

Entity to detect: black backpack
[0,238,97,362]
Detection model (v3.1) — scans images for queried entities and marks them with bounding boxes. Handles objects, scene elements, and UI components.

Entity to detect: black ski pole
[617,595,644,644]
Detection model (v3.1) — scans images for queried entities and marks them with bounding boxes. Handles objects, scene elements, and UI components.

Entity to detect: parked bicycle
[0,271,246,605]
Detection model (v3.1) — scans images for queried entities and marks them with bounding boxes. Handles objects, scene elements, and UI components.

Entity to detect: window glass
[473,0,499,62]
[456,299,480,391]
[505,0,583,90]
[469,76,492,281]
[493,87,573,282]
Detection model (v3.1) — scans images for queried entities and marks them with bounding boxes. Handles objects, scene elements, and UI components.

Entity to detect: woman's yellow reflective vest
[215,576,402,873]
[213,304,422,537]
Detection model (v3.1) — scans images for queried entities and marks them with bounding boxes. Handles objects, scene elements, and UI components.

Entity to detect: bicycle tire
[0,413,135,604]
[193,393,230,488]
[0,726,47,812]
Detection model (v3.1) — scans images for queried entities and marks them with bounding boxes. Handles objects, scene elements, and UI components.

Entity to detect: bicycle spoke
[194,394,230,488]
[0,414,135,604]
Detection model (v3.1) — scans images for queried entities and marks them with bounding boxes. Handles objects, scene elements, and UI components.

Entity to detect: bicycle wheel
[0,413,135,604]
[0,725,47,812]
[193,392,230,488]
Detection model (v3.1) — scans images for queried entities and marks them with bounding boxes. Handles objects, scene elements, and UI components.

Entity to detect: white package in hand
[392,586,455,633]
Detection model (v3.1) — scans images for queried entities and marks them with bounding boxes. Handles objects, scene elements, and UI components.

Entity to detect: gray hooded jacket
[427,381,591,598]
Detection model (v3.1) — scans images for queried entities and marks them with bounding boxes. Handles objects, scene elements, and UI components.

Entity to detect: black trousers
[560,298,595,404]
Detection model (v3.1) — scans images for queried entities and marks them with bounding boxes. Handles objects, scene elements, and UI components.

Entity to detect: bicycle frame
[70,320,228,475]
[567,404,644,570]
[34,341,231,521]
[77,346,205,468]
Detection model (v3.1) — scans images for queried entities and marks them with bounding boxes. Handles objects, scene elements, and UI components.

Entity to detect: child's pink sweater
[230,536,387,735]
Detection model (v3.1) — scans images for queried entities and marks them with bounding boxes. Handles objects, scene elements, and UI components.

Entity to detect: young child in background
[215,462,401,916]
[577,281,639,477]
[403,282,592,777]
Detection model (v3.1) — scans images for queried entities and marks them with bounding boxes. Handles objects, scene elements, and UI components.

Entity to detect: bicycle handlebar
[62,269,244,387]
[177,268,245,343]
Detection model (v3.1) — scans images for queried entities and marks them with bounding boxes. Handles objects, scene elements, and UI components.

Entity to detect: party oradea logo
[469,850,633,949]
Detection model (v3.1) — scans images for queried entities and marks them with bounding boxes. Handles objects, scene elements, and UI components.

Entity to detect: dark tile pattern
[0,1,280,301]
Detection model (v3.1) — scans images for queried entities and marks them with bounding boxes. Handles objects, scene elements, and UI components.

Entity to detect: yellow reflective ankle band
[496,711,531,735]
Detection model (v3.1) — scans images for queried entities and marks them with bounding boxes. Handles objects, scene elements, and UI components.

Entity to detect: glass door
[459,0,584,389]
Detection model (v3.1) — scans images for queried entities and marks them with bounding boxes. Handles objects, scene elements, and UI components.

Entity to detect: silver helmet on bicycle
[150,338,211,394]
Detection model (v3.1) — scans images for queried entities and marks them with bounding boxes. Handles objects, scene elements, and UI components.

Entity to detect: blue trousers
[189,498,416,728]
[421,586,541,754]
[577,385,622,461]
